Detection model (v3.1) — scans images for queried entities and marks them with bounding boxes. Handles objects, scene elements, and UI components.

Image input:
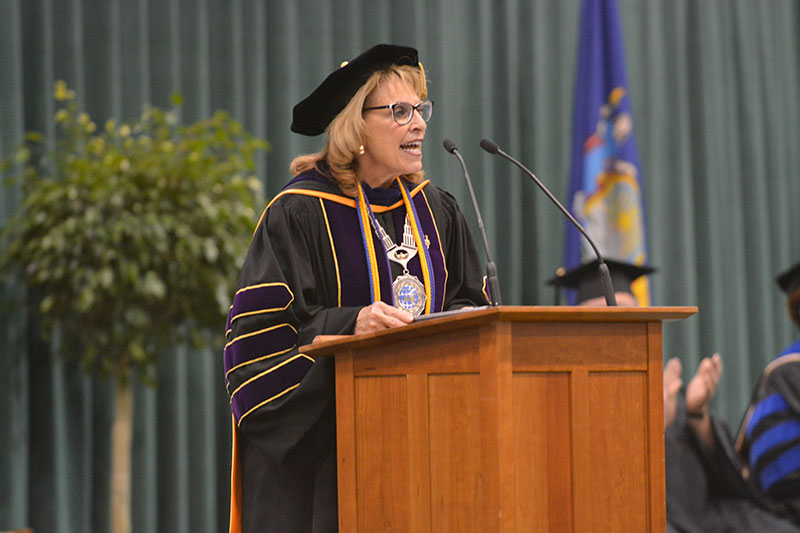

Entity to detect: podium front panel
[322,309,675,532]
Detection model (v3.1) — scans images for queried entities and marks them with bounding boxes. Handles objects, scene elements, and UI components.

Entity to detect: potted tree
[0,81,267,533]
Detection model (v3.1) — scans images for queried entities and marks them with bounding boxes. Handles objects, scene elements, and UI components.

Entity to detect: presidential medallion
[393,273,426,317]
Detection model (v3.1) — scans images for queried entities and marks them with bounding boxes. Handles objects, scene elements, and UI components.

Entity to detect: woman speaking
[224,44,488,532]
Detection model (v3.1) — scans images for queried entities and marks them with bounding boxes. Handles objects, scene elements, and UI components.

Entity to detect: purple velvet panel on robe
[230,355,315,423]
[227,284,294,332]
[322,199,394,307]
[224,324,298,383]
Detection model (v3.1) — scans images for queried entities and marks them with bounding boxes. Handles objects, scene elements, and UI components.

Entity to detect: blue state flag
[564,0,650,305]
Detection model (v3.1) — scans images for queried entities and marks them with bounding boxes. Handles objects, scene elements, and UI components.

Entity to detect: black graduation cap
[547,258,655,304]
[776,261,800,295]
[291,44,422,136]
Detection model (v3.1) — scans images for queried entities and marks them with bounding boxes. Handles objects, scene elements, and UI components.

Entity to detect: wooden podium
[303,305,696,532]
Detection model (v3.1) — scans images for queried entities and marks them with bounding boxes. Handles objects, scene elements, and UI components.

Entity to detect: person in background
[664,261,800,532]
[223,44,488,533]
[546,257,653,307]
[548,258,800,531]
[734,261,800,526]
[662,352,798,532]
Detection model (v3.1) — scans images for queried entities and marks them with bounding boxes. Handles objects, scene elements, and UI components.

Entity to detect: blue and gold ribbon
[355,182,383,304]
[397,178,435,314]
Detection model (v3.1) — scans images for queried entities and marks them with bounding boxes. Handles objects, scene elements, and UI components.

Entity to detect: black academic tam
[291,44,421,136]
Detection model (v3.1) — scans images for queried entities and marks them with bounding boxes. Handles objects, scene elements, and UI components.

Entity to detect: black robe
[666,340,800,533]
[665,393,799,532]
[223,169,488,533]
[736,338,800,525]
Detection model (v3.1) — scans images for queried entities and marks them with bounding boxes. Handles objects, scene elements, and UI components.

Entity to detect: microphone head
[442,138,458,154]
[479,138,499,154]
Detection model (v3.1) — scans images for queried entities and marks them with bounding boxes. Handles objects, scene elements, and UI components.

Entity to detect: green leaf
[202,238,219,262]
[129,341,148,363]
[142,271,166,299]
[40,296,55,313]
[99,268,114,288]
[77,287,96,313]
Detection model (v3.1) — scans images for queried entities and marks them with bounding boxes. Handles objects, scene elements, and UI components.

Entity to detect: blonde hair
[290,65,427,195]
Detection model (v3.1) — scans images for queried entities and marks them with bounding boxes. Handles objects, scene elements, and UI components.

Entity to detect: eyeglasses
[362,100,434,125]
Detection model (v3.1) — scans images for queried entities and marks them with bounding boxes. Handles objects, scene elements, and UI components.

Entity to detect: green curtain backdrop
[1,0,799,530]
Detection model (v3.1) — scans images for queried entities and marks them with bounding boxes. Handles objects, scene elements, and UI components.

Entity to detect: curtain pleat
[131,384,157,533]
[2,1,799,530]
[0,0,27,525]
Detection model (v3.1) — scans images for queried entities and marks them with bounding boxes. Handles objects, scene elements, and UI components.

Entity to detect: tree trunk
[111,380,133,533]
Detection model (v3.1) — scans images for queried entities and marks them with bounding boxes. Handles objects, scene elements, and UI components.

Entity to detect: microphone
[443,139,502,306]
[479,138,617,306]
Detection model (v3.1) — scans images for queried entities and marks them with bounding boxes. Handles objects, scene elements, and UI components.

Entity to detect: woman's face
[357,78,427,188]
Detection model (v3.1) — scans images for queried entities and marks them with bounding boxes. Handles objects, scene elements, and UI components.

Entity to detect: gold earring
[358,145,365,155]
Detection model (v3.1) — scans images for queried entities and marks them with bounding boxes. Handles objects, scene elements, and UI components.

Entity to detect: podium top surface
[301,305,697,357]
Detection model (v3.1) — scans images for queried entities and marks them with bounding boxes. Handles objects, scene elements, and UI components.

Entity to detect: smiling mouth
[401,141,422,153]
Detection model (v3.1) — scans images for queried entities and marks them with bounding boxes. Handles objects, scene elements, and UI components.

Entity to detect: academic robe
[736,338,800,526]
[223,168,489,533]
[665,392,800,532]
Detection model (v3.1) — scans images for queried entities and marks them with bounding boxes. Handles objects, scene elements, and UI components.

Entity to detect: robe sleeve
[224,193,361,465]
[435,187,492,310]
[745,359,800,522]
[665,392,793,532]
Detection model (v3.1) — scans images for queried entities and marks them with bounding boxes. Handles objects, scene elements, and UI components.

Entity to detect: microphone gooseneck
[443,138,502,306]
[479,138,616,306]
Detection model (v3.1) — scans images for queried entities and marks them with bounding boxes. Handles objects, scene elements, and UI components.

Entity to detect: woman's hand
[354,301,413,334]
